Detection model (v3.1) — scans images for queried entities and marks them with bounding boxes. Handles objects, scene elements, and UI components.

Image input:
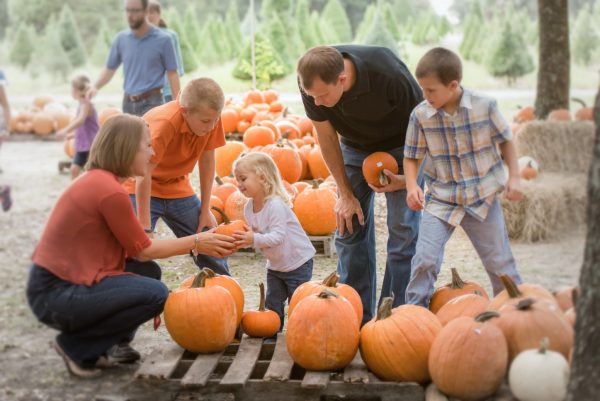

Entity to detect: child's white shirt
[244,197,315,272]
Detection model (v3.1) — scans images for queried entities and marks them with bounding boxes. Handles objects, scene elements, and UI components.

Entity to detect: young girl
[57,74,99,180]
[233,152,315,330]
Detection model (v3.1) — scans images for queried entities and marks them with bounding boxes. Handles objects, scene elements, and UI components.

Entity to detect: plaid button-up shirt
[404,89,511,226]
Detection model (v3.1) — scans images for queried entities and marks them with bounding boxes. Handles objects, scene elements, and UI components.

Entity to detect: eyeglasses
[125,8,145,14]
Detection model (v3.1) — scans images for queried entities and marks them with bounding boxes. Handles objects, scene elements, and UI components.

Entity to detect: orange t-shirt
[123,100,226,198]
[32,169,152,286]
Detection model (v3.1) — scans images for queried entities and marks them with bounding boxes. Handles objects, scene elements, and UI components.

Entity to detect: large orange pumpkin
[241,282,281,337]
[212,177,238,204]
[32,113,55,136]
[275,120,301,140]
[429,268,489,313]
[362,152,399,188]
[288,272,362,325]
[215,141,246,178]
[488,275,557,311]
[307,145,330,179]
[492,298,573,363]
[263,141,303,183]
[429,312,507,401]
[98,107,122,127]
[286,290,359,371]
[243,125,275,148]
[179,267,245,326]
[244,90,265,106]
[297,116,314,135]
[293,180,337,235]
[435,292,490,326]
[164,272,237,353]
[221,108,239,133]
[360,298,442,383]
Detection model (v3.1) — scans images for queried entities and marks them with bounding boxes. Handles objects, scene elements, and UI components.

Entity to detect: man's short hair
[179,77,225,113]
[297,46,344,90]
[415,47,463,85]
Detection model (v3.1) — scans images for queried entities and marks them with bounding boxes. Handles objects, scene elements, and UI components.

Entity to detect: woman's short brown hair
[86,114,146,177]
[297,46,344,90]
[415,47,463,85]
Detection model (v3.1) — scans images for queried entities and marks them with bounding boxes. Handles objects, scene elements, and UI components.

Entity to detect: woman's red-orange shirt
[32,169,151,286]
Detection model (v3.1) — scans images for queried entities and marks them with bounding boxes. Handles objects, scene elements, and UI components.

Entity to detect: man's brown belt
[124,88,163,102]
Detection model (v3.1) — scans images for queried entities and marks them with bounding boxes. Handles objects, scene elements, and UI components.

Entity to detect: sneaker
[106,342,141,364]
[0,185,11,212]
[52,340,101,378]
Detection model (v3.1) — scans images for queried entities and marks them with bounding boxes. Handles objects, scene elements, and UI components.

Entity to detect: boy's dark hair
[415,47,462,85]
[297,46,344,90]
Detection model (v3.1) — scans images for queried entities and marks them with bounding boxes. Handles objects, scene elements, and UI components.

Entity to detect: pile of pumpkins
[163,265,576,401]
[9,95,72,136]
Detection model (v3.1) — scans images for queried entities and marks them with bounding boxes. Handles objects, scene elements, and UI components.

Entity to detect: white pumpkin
[509,338,569,401]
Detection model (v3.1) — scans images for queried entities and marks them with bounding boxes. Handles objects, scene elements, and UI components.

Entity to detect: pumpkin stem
[516,298,536,310]
[500,275,523,298]
[190,271,208,288]
[258,282,266,311]
[215,176,224,186]
[202,267,217,279]
[376,297,394,321]
[317,289,339,299]
[449,268,466,289]
[538,337,549,354]
[311,179,322,189]
[378,171,389,186]
[211,206,231,224]
[473,290,483,296]
[475,311,500,322]
[323,272,339,287]
[571,97,587,108]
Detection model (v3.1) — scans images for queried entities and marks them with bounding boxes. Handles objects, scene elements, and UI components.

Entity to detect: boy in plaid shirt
[380,48,523,307]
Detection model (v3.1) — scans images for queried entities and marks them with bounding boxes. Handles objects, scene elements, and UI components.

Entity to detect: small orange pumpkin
[98,107,122,127]
[362,152,399,187]
[241,282,281,337]
[429,268,489,313]
[488,275,558,311]
[221,108,239,134]
[211,206,248,238]
[243,125,275,148]
[435,292,490,326]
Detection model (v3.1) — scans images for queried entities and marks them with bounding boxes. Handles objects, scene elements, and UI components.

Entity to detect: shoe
[52,340,101,378]
[0,185,11,212]
[106,342,141,364]
[94,355,117,369]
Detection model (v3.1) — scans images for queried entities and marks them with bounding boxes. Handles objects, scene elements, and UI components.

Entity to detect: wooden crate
[130,334,424,401]
[233,235,336,258]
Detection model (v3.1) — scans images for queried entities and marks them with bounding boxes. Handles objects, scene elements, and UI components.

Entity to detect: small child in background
[57,74,99,180]
[232,152,315,330]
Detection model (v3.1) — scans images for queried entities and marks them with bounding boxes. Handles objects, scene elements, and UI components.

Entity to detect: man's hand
[194,229,236,257]
[336,194,364,236]
[198,210,218,232]
[369,170,407,193]
[504,177,524,201]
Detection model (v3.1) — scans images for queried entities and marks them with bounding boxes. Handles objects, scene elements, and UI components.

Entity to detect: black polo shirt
[300,45,423,152]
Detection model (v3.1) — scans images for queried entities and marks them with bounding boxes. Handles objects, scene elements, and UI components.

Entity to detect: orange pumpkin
[268,101,284,113]
[263,141,303,183]
[209,195,224,224]
[244,90,265,106]
[362,152,399,188]
[492,298,573,363]
[293,180,337,235]
[241,282,281,337]
[179,267,245,326]
[33,95,54,109]
[32,113,55,136]
[307,145,330,179]
[514,106,535,123]
[429,312,507,401]
[256,120,281,140]
[429,268,489,313]
[221,108,239,133]
[292,181,310,194]
[572,98,593,121]
[297,116,314,135]
[243,125,275,148]
[286,290,359,371]
[212,177,238,204]
[215,141,246,178]
[262,89,279,104]
[224,190,248,223]
[275,120,301,140]
[547,109,572,121]
[488,275,558,311]
[211,206,248,239]
[164,272,237,353]
[98,107,122,127]
[236,120,251,134]
[64,138,75,158]
[435,292,490,326]
[554,286,576,312]
[360,298,442,383]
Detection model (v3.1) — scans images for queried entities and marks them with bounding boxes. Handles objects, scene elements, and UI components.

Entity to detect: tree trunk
[535,0,570,119]
[566,88,600,400]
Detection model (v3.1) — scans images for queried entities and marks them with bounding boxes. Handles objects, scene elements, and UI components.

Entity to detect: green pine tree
[355,3,377,42]
[90,18,111,66]
[170,19,198,72]
[264,12,293,72]
[212,16,233,61]
[232,34,287,88]
[572,4,598,66]
[484,20,534,85]
[411,13,433,45]
[310,11,326,45]
[321,0,353,43]
[459,0,484,60]
[9,24,35,68]
[197,23,222,65]
[362,7,398,55]
[58,4,86,67]
[260,0,293,21]
[184,5,201,51]
[296,0,319,49]
[225,0,243,57]
[30,20,72,81]
[382,2,401,41]
[438,16,452,37]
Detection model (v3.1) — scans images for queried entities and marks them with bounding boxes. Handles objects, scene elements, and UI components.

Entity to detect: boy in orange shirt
[126,77,229,274]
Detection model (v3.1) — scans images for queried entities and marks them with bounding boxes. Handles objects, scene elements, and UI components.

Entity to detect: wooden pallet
[131,334,424,401]
[233,235,336,258]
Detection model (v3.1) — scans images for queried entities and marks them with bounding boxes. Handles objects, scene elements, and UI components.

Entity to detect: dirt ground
[0,139,585,401]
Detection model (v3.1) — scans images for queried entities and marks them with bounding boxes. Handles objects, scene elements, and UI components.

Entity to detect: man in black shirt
[297,45,423,325]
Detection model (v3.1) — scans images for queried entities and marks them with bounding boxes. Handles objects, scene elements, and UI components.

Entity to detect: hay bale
[502,172,588,242]
[516,121,595,173]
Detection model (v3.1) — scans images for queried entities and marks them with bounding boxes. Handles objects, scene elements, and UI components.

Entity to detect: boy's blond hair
[233,152,291,206]
[415,47,462,85]
[179,77,225,113]
[86,114,146,178]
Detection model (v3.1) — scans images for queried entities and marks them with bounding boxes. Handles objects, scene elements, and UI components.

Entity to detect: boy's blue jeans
[336,143,423,325]
[130,194,229,275]
[405,198,522,307]
[266,259,313,330]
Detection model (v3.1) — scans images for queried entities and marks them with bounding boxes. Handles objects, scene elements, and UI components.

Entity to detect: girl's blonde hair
[233,152,291,206]
[71,74,91,98]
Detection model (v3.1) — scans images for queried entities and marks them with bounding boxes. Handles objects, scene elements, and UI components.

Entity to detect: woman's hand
[194,230,236,257]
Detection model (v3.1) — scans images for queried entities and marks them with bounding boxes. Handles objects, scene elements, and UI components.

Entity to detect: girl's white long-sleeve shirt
[244,197,315,272]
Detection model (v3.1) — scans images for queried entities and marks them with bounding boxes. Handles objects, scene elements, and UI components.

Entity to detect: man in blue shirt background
[89,0,180,116]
